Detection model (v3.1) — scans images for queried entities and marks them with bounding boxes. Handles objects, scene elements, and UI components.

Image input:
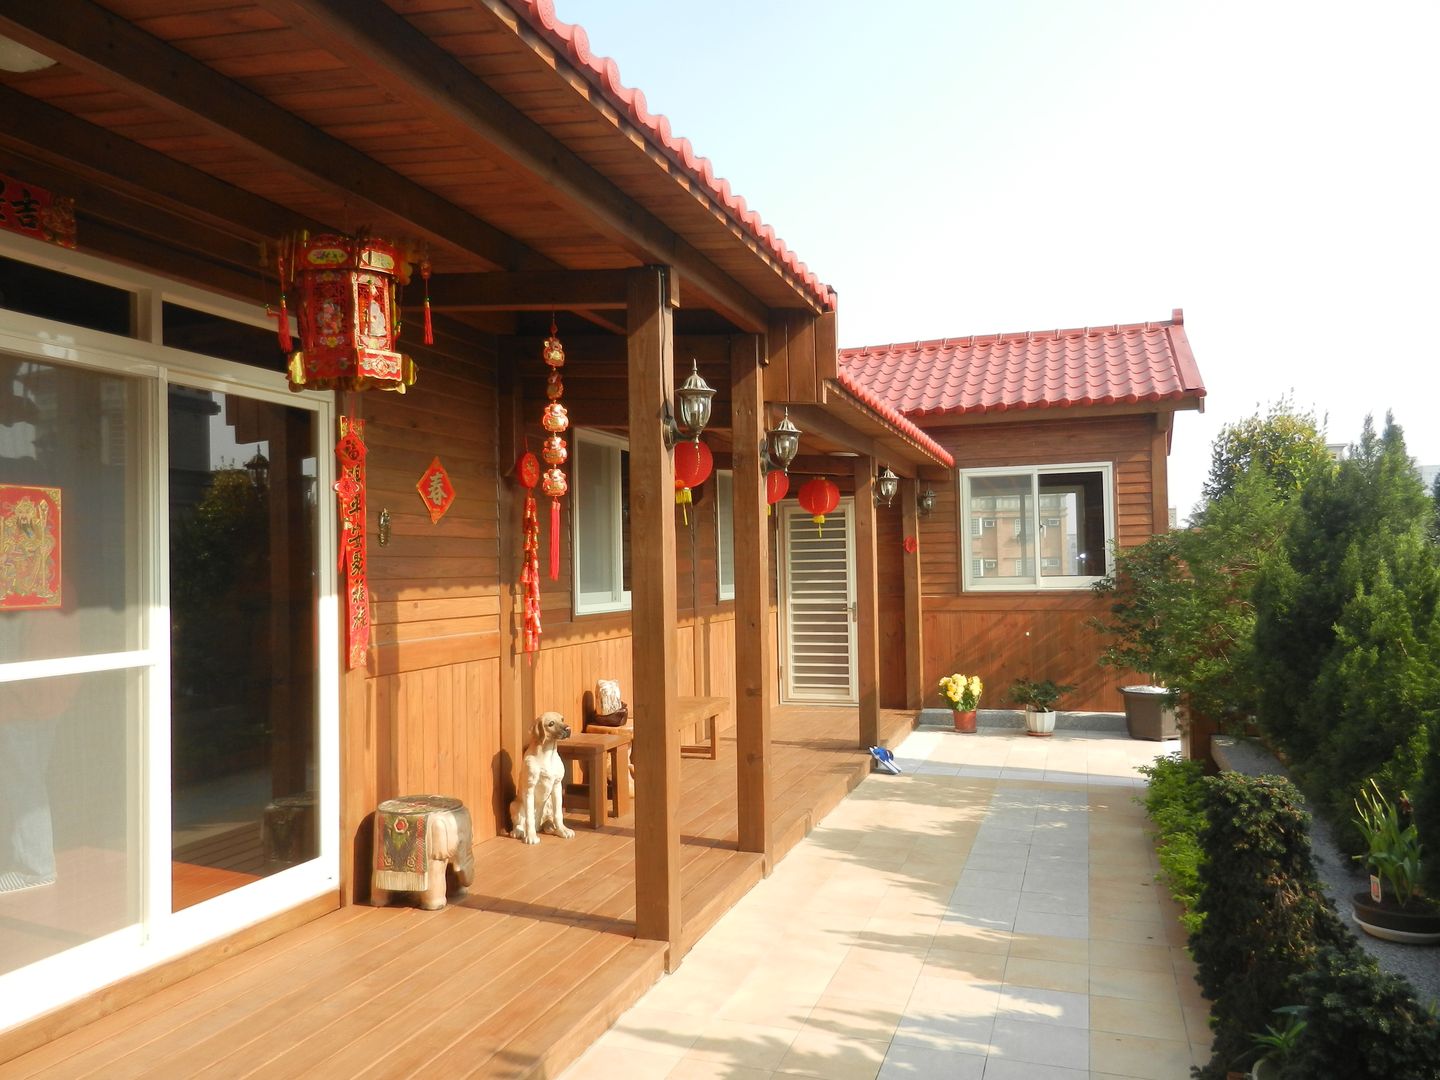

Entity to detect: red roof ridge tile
[843,310,1187,360]
[831,369,955,468]
[506,1,836,311]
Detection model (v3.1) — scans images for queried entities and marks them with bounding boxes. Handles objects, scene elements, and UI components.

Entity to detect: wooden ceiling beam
[0,0,532,273]
[252,0,774,332]
[419,270,631,312]
[0,85,320,245]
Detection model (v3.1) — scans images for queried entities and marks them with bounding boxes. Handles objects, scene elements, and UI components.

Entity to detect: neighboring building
[1420,464,1438,494]
[843,311,1206,711]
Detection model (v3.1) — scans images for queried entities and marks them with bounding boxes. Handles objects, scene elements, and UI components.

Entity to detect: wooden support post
[853,458,881,748]
[627,266,681,960]
[730,334,773,868]
[901,477,925,711]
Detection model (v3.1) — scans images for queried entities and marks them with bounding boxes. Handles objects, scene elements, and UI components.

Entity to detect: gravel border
[1210,735,1438,1006]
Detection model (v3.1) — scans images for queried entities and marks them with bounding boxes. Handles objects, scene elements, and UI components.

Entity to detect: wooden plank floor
[1,706,914,1080]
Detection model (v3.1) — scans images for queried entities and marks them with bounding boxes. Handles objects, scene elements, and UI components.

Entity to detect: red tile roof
[509,1,836,311]
[830,371,955,467]
[839,310,1206,418]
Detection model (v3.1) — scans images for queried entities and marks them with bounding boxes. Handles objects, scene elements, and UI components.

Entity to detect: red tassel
[277,295,292,353]
[421,259,434,346]
[550,498,561,580]
[274,247,293,352]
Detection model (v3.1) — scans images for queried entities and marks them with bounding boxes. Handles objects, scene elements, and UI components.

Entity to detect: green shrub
[1417,726,1440,896]
[1136,753,1207,934]
[1190,773,1353,1080]
[1253,415,1440,832]
[1279,946,1440,1079]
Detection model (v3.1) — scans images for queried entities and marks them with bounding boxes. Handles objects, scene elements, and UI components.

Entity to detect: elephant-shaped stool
[371,795,474,910]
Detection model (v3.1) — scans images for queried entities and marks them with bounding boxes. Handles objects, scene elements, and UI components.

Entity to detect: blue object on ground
[869,746,902,774]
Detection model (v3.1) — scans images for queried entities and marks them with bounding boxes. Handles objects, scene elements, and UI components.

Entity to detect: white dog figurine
[510,711,575,844]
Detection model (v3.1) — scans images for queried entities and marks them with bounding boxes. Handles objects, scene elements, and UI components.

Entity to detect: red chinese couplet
[334,418,370,670]
[0,174,76,249]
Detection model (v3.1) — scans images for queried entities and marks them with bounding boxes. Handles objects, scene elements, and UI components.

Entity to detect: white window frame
[0,229,338,1028]
[571,428,631,615]
[715,469,734,602]
[959,461,1114,592]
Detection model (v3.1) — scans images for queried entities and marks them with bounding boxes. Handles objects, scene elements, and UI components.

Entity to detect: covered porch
[0,706,916,1079]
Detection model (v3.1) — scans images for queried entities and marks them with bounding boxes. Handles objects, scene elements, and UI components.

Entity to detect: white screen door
[779,498,857,703]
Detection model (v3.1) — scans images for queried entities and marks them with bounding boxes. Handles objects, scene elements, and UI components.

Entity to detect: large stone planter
[1121,685,1179,740]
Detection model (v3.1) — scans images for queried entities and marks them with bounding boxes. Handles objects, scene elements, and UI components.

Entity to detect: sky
[551,0,1440,520]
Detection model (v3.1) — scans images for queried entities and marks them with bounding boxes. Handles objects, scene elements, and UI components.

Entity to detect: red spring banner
[0,174,76,249]
[334,417,370,669]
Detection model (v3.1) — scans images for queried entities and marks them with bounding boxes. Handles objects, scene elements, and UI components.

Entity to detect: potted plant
[938,673,983,733]
[1007,678,1075,737]
[1119,684,1180,740]
[1241,1007,1306,1079]
[1350,779,1440,944]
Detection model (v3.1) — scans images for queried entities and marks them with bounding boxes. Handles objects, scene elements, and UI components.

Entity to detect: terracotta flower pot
[952,709,977,734]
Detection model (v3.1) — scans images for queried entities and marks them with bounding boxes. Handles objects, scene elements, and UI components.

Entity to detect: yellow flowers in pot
[938,674,983,712]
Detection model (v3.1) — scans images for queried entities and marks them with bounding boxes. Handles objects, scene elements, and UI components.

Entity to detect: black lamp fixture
[244,447,270,488]
[762,408,802,473]
[918,487,937,517]
[663,358,716,448]
[875,466,899,508]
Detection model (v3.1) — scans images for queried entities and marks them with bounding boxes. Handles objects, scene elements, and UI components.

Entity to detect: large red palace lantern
[278,232,419,394]
[797,477,841,536]
[673,439,713,523]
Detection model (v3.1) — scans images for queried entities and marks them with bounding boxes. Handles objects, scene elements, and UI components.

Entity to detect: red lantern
[766,469,789,514]
[797,477,841,536]
[673,440,714,524]
[281,233,418,394]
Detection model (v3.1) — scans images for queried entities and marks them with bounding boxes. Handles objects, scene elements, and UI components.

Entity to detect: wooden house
[843,314,1207,712]
[0,2,955,1072]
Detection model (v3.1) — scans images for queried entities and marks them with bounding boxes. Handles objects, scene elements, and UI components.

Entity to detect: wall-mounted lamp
[762,408,802,473]
[663,358,716,448]
[918,487,937,517]
[244,448,269,489]
[875,466,899,508]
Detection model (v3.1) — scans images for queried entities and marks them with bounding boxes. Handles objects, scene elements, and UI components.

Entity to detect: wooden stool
[557,731,632,827]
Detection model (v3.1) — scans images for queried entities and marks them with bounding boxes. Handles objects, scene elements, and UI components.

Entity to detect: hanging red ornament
[281,231,418,394]
[542,434,568,466]
[672,439,713,525]
[420,256,433,346]
[516,450,542,657]
[273,238,294,353]
[536,319,569,581]
[766,469,789,515]
[542,465,568,581]
[797,476,841,536]
[334,417,370,669]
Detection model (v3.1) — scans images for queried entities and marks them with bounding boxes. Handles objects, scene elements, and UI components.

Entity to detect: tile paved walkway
[563,724,1210,1080]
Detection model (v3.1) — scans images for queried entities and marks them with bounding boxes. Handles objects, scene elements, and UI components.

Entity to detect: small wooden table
[677,695,728,760]
[557,730,633,827]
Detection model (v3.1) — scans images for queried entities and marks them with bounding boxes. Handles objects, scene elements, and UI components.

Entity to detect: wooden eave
[0,0,828,332]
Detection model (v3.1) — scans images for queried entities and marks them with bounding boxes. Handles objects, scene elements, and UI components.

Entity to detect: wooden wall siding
[911,413,1166,712]
[876,494,909,710]
[762,310,836,404]
[341,333,505,900]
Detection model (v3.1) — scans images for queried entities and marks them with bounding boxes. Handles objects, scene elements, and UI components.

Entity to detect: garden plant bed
[1210,736,1439,1005]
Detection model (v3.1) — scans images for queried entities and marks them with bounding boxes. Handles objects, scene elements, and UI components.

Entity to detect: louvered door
[779,499,857,703]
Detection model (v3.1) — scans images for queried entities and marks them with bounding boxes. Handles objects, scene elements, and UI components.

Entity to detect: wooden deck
[1,706,915,1080]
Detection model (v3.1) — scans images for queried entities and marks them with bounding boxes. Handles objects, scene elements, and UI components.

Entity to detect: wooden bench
[557,730,632,827]
[582,689,728,761]
[677,695,728,760]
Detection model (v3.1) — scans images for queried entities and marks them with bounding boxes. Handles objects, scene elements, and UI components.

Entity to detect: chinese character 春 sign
[416,458,455,524]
